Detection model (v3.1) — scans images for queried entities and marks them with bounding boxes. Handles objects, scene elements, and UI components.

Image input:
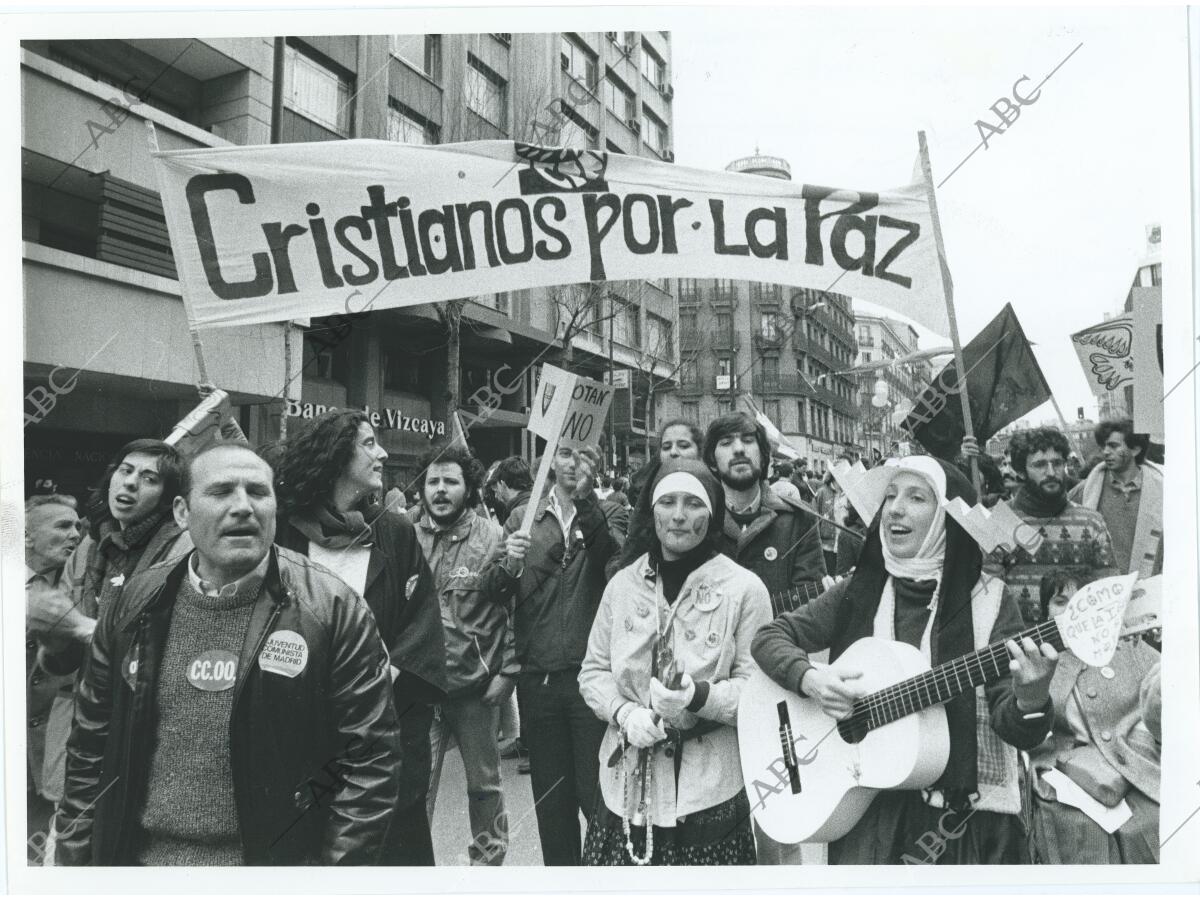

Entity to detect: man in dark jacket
[415,444,528,866]
[702,413,826,866]
[703,413,826,615]
[54,443,401,866]
[488,455,534,521]
[501,443,620,865]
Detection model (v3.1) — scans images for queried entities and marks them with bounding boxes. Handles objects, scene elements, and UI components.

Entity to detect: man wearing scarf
[752,456,1058,864]
[988,427,1118,626]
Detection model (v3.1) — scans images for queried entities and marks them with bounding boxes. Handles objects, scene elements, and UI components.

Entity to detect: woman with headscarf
[579,458,772,865]
[273,409,448,865]
[607,420,705,580]
[751,456,1060,864]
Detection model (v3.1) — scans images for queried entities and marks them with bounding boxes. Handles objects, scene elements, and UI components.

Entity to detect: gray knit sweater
[136,576,261,866]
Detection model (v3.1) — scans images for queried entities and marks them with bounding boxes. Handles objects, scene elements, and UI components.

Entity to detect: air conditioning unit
[626,117,641,134]
[663,149,675,162]
[606,31,618,41]
[661,84,674,101]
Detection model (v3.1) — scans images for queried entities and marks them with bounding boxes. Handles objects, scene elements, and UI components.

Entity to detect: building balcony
[679,327,704,352]
[711,285,739,305]
[753,328,783,349]
[710,328,738,351]
[757,373,810,395]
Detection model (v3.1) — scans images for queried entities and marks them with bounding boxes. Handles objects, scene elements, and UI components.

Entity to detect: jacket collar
[418,506,477,539]
[119,547,289,634]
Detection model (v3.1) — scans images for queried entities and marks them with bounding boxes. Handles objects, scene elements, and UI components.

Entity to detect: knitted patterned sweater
[985,500,1118,626]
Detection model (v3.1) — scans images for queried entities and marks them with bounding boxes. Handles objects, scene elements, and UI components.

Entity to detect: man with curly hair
[414,442,530,865]
[986,427,1118,625]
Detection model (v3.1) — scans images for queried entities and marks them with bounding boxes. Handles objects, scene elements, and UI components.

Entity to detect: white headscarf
[873,456,950,662]
[879,455,948,582]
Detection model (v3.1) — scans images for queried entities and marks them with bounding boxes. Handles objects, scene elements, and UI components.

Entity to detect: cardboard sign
[830,459,896,524]
[1055,573,1138,667]
[944,497,1044,556]
[1131,287,1163,441]
[526,364,577,441]
[527,364,614,449]
[1070,315,1134,397]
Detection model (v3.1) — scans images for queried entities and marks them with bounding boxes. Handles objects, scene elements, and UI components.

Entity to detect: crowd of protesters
[24,399,1162,867]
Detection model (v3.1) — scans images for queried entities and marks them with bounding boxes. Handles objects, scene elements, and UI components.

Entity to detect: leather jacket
[54,547,401,866]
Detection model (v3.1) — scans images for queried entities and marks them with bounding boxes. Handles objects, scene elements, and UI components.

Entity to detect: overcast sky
[669,5,1184,428]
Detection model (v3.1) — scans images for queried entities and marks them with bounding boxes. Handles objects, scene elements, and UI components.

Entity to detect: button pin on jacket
[636,604,651,618]
[1100,666,1116,679]
[684,629,696,641]
[705,632,720,648]
[763,547,778,561]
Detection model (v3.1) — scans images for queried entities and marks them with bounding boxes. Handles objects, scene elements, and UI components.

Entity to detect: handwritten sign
[1055,574,1137,667]
[527,364,614,449]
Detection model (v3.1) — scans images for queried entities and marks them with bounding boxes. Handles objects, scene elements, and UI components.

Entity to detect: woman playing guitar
[751,455,1060,864]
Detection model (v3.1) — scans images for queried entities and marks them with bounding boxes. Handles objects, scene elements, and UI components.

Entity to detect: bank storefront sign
[285,400,445,437]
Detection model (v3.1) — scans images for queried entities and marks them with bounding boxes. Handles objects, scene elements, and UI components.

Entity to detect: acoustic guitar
[738,574,1159,844]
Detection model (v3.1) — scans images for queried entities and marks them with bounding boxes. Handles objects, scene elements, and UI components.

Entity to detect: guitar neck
[770,580,824,616]
[856,619,1064,732]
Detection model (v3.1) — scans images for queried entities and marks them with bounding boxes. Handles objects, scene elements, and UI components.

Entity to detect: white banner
[1070,314,1134,397]
[151,140,951,333]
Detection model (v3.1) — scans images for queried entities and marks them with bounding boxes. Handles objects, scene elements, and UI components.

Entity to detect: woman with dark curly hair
[273,409,448,865]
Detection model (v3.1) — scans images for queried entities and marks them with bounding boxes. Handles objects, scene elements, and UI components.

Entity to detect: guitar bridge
[776,701,802,794]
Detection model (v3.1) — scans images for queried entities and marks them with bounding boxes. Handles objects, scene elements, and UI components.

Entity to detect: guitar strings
[840,620,1061,730]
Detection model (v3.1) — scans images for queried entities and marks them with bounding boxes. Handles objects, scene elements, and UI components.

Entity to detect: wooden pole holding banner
[1049,393,1086,461]
[917,131,980,494]
[146,120,210,385]
[521,450,555,535]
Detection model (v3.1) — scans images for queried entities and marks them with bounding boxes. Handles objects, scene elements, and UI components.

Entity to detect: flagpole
[918,130,980,493]
[146,120,209,385]
[1048,393,1086,461]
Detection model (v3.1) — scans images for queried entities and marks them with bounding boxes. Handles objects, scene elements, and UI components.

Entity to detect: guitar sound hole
[837,713,869,745]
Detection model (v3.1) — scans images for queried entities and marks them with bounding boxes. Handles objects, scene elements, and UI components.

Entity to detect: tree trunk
[445,302,463,417]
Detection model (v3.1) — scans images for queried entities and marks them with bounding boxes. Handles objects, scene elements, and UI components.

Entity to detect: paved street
[429,751,548,866]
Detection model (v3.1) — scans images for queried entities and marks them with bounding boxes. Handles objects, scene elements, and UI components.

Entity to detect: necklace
[621,745,654,865]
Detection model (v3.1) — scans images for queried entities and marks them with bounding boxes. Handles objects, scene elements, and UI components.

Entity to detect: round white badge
[259,629,309,678]
[764,547,778,561]
[186,649,238,692]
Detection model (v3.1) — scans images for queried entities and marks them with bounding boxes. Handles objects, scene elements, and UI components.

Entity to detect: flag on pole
[902,303,1051,458]
[743,396,801,460]
[165,389,239,458]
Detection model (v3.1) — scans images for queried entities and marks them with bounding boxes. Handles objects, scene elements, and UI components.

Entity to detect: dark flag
[902,303,1052,459]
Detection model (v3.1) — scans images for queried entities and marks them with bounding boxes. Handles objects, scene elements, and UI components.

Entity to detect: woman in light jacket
[579,458,772,865]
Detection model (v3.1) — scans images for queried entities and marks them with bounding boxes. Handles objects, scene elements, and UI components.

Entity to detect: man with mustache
[702,412,827,866]
[53,443,402,865]
[415,443,530,866]
[987,427,1118,625]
